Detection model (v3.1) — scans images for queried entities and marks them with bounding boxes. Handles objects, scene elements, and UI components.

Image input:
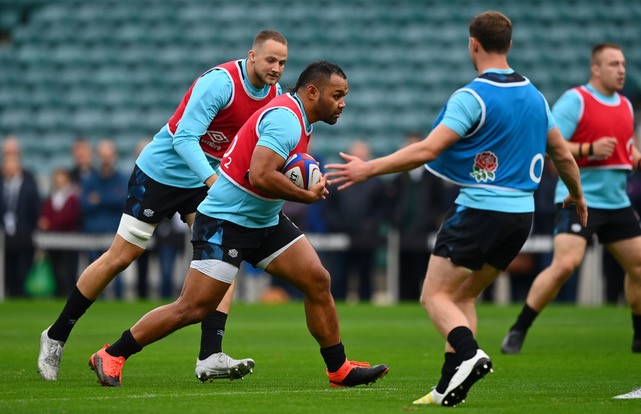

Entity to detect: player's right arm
[248,108,327,203]
[172,70,232,187]
[326,89,476,190]
[547,125,588,226]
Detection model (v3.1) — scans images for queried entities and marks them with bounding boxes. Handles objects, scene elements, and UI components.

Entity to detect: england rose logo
[470,151,498,182]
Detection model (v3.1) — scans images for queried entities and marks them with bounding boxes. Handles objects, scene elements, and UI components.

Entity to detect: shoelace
[102,353,125,377]
[349,360,371,368]
[44,343,63,366]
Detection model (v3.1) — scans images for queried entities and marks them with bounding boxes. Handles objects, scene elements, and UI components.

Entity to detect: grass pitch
[0,300,639,413]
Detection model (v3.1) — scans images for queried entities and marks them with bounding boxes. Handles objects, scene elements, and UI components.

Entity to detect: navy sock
[632,314,641,339]
[511,303,539,333]
[106,330,143,360]
[447,326,478,361]
[199,311,228,360]
[435,352,461,393]
[320,342,346,373]
[48,286,94,342]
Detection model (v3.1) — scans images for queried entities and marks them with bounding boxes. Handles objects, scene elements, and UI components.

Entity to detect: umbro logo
[143,209,154,217]
[228,249,238,258]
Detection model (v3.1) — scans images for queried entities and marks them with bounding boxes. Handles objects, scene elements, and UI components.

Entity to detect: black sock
[435,352,461,393]
[47,286,94,342]
[447,326,478,361]
[632,314,641,340]
[106,330,143,360]
[198,311,228,360]
[511,303,539,333]
[320,342,346,373]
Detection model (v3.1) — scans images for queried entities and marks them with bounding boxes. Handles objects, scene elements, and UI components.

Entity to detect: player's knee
[552,257,580,281]
[419,288,440,312]
[101,246,138,273]
[117,214,155,250]
[419,291,429,309]
[307,265,332,294]
[173,300,213,325]
[183,306,209,325]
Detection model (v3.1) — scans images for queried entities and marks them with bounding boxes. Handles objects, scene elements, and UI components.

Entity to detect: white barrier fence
[0,231,604,304]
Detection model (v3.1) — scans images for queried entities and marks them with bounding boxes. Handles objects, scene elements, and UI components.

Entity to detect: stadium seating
[0,0,640,182]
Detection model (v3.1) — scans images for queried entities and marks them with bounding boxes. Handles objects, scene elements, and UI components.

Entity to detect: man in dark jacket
[1,136,40,297]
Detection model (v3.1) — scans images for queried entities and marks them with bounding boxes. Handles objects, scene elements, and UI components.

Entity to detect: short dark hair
[469,11,512,54]
[292,60,346,92]
[591,43,622,65]
[253,30,287,48]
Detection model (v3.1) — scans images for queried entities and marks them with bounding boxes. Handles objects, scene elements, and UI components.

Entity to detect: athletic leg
[501,234,586,355]
[184,210,252,381]
[264,235,388,387]
[525,234,587,311]
[39,225,151,381]
[88,267,232,387]
[607,236,641,351]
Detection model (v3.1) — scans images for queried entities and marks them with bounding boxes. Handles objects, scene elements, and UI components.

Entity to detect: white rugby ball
[281,153,322,190]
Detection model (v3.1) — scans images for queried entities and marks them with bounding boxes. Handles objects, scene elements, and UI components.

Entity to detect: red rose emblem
[475,152,498,172]
[470,151,499,182]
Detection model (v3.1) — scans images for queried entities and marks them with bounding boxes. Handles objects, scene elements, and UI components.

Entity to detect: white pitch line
[10,387,399,403]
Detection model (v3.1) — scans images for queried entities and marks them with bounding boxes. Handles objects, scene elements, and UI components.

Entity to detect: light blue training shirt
[199,93,313,228]
[136,60,281,188]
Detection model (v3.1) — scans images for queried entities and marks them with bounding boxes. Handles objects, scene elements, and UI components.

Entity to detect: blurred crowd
[1,135,187,300]
[2,133,639,303]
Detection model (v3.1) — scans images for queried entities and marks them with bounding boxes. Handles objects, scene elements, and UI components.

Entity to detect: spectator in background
[69,137,95,187]
[386,132,451,301]
[79,139,128,298]
[38,168,81,297]
[67,137,95,296]
[323,140,387,302]
[1,136,40,297]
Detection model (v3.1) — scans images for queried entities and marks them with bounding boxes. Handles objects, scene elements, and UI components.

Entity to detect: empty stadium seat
[0,0,640,180]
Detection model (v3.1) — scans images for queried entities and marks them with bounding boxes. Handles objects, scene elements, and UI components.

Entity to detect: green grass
[1,300,640,413]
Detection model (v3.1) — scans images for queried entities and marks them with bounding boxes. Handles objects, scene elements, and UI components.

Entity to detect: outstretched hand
[324,152,371,190]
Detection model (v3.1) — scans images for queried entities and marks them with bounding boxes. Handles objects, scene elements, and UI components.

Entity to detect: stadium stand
[0,0,640,187]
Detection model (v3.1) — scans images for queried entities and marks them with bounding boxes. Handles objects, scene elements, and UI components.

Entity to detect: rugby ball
[281,153,322,190]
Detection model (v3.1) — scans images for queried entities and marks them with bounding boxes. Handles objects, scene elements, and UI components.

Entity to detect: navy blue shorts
[123,165,208,224]
[432,205,533,271]
[555,204,641,244]
[191,212,303,269]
